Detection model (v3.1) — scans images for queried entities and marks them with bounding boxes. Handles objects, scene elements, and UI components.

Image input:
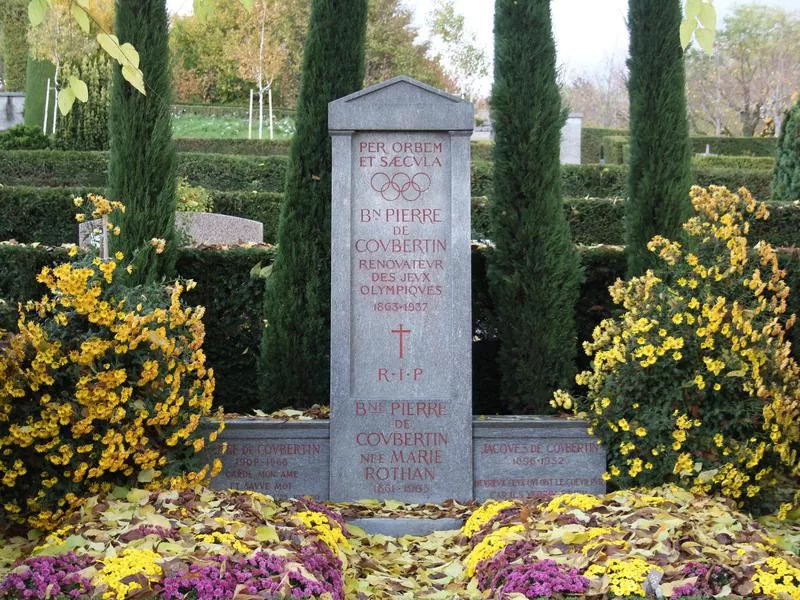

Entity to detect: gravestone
[560,113,583,165]
[79,212,263,249]
[0,93,24,131]
[328,76,474,503]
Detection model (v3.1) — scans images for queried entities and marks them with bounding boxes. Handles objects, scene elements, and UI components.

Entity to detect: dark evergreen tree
[259,0,368,409]
[772,100,800,201]
[489,0,583,413]
[23,58,55,129]
[626,0,692,275]
[108,0,177,285]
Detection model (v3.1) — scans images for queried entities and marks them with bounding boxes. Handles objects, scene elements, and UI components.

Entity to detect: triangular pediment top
[332,75,467,107]
[329,75,474,132]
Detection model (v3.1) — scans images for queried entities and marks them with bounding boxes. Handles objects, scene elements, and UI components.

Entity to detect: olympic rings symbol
[370,172,431,202]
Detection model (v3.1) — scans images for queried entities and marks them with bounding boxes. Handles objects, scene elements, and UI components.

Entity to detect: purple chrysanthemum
[0,552,94,599]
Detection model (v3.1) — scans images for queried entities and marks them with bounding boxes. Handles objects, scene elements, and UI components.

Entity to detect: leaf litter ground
[0,485,797,598]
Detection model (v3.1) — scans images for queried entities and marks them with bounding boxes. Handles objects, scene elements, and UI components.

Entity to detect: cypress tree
[23,58,56,129]
[626,0,692,275]
[772,100,800,202]
[108,0,177,284]
[489,0,583,413]
[259,0,368,409]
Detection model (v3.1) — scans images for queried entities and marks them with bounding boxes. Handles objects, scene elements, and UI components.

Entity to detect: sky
[166,0,800,96]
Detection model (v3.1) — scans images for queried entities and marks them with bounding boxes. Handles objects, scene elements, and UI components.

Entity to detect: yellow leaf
[119,43,140,68]
[28,0,48,27]
[680,19,695,49]
[122,64,146,95]
[70,3,90,33]
[97,33,121,61]
[57,87,75,115]
[69,76,89,103]
[254,524,279,543]
[698,2,717,32]
[695,27,715,54]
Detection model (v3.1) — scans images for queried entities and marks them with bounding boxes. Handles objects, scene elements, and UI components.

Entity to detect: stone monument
[328,76,474,502]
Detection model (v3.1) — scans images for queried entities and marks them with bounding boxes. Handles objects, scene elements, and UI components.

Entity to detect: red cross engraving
[391,323,411,359]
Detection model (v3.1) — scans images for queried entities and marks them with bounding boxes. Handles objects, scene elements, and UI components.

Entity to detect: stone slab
[560,113,583,165]
[79,211,263,249]
[347,518,464,537]
[204,420,330,498]
[207,417,605,502]
[473,416,605,502]
[329,76,474,503]
[0,93,24,131]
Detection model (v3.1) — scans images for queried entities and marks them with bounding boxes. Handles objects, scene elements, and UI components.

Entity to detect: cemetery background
[0,0,799,598]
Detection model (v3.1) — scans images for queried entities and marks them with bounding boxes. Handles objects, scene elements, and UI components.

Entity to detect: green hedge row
[0,186,284,245]
[692,155,776,170]
[174,138,292,156]
[4,150,774,200]
[6,243,800,413]
[600,137,776,170]
[582,127,780,163]
[0,150,288,192]
[691,136,777,157]
[173,137,501,162]
[7,185,800,248]
[582,127,625,164]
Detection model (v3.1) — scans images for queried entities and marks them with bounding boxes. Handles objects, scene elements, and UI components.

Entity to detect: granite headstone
[328,76,474,502]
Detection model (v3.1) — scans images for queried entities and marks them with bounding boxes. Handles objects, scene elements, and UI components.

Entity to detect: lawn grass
[172,113,293,140]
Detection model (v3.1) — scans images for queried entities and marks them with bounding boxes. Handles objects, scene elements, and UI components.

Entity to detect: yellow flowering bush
[0,213,222,529]
[575,186,800,513]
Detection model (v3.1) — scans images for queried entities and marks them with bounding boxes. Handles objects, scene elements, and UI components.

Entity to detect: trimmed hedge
[0,150,288,192]
[0,186,283,245]
[582,127,626,164]
[7,185,800,248]
[3,150,774,200]
[691,136,777,157]
[582,128,779,163]
[4,243,800,414]
[692,155,775,170]
[174,138,292,156]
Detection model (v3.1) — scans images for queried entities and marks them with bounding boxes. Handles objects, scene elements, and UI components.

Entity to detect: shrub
[0,125,50,150]
[53,53,112,152]
[0,150,289,192]
[582,127,627,164]
[693,155,775,170]
[691,136,777,157]
[571,186,800,514]
[174,137,291,156]
[0,243,222,530]
[772,100,800,202]
[23,58,55,129]
[176,177,213,212]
